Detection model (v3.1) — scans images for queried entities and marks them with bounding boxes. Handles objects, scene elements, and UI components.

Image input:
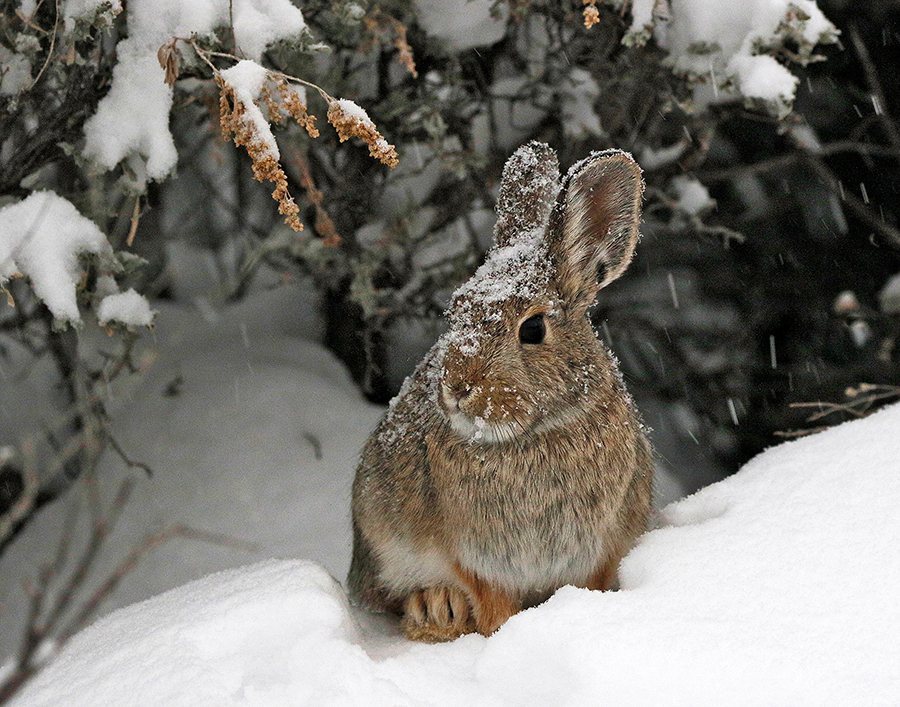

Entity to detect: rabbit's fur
[349,142,653,642]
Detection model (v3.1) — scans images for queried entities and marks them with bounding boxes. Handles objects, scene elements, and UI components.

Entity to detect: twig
[15,0,48,32]
[798,148,900,250]
[698,140,900,184]
[103,431,153,477]
[0,477,256,704]
[817,140,900,159]
[645,186,746,247]
[57,524,257,644]
[0,443,39,548]
[125,194,141,247]
[698,153,798,183]
[229,0,237,55]
[789,400,868,421]
[773,426,830,439]
[27,0,60,91]
[848,25,900,151]
[0,476,132,704]
[42,478,136,632]
[97,330,141,384]
[700,138,900,250]
[775,384,900,440]
[283,144,342,246]
[184,37,337,104]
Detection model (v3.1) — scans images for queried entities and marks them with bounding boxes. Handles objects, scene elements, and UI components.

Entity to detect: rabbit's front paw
[400,586,476,643]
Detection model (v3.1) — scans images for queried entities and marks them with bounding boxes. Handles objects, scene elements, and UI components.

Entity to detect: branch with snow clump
[0,192,153,328]
[610,0,837,116]
[171,40,398,233]
[96,289,156,329]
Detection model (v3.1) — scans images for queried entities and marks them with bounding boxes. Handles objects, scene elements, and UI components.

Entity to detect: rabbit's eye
[519,314,545,345]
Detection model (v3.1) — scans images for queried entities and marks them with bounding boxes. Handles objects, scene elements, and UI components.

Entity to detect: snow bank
[10,397,900,705]
[0,283,383,660]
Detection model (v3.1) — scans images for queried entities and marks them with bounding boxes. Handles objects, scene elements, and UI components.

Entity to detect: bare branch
[27,0,60,91]
[798,149,900,250]
[0,443,39,548]
[125,194,141,247]
[776,385,900,440]
[58,524,257,643]
[103,432,153,477]
[0,477,256,704]
[848,25,900,151]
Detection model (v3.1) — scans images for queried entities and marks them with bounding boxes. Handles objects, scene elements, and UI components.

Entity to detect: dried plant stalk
[292,150,341,246]
[216,74,303,232]
[394,24,418,79]
[274,77,319,137]
[327,100,399,168]
[583,0,600,28]
[363,11,418,78]
[168,38,399,232]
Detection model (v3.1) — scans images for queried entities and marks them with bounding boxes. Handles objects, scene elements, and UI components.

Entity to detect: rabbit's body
[350,142,653,641]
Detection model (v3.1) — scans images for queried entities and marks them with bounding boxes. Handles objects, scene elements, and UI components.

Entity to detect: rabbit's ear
[494,141,560,248]
[549,150,643,314]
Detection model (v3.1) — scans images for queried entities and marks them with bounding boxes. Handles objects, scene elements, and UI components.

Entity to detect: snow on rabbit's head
[436,141,644,444]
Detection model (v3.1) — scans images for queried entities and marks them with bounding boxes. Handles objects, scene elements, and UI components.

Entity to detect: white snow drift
[10,393,900,705]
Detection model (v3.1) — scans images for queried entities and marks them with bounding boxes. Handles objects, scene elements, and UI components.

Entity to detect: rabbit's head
[435,141,643,444]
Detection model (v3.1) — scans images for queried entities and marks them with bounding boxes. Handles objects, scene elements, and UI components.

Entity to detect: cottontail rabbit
[349,141,653,642]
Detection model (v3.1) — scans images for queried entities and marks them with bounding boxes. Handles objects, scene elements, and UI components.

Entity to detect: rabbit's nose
[453,386,472,402]
[442,382,471,410]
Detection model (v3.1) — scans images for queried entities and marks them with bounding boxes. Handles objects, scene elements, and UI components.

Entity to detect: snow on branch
[327,99,399,168]
[96,289,155,329]
[179,42,398,232]
[81,0,309,181]
[80,0,399,235]
[0,192,110,325]
[0,192,154,328]
[606,0,838,116]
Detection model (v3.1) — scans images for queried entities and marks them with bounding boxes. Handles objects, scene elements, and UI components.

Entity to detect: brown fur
[348,143,653,641]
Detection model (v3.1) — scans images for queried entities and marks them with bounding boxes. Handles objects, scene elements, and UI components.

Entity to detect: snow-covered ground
[0,280,385,658]
[2,276,899,705]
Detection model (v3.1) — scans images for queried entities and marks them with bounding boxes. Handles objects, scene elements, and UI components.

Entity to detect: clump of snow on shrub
[97,289,155,328]
[671,175,715,215]
[414,0,508,51]
[639,142,687,170]
[624,0,836,114]
[0,191,111,324]
[878,273,900,315]
[218,60,281,158]
[62,0,122,29]
[727,53,798,104]
[0,47,32,96]
[561,68,605,139]
[82,0,308,180]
